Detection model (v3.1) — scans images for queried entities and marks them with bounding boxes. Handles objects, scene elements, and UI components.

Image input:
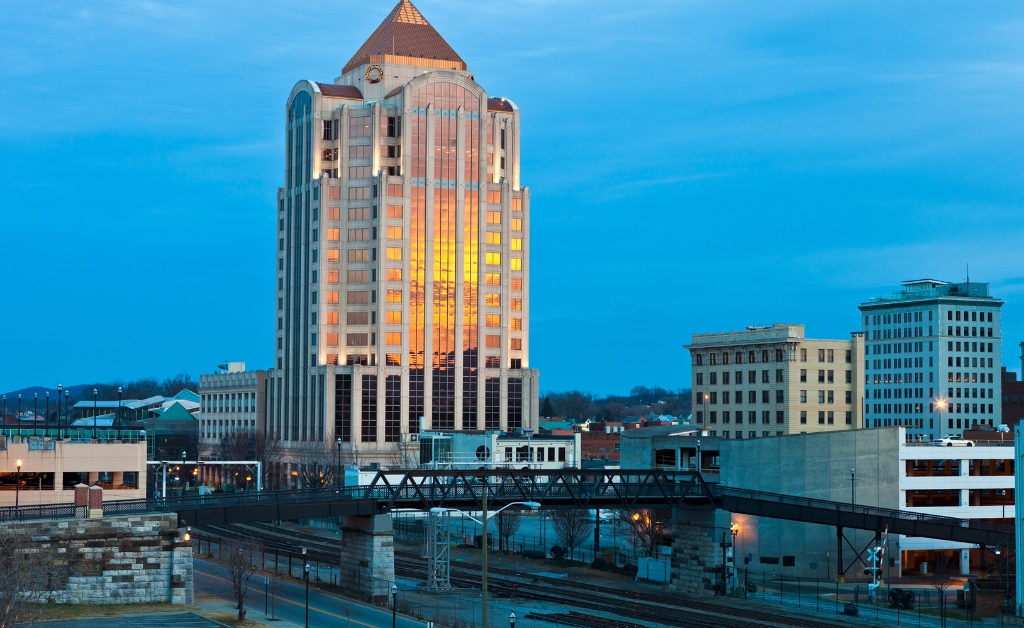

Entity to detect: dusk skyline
[2,0,1024,395]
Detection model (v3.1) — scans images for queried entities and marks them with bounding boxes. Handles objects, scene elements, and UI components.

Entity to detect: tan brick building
[685,324,864,439]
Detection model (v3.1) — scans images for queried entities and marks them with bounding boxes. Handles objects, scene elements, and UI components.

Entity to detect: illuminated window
[349,166,371,179]
[486,252,501,265]
[485,273,501,286]
[386,290,402,303]
[486,293,501,307]
[486,232,501,245]
[387,205,403,218]
[511,298,522,311]
[510,238,522,251]
[487,190,502,204]
[511,198,522,211]
[511,218,522,231]
[326,333,339,346]
[386,353,401,366]
[327,249,340,262]
[328,207,341,220]
[386,268,402,282]
[511,278,522,291]
[328,186,340,200]
[386,311,402,324]
[327,270,339,283]
[348,291,369,304]
[511,338,522,350]
[387,226,403,240]
[385,332,402,346]
[324,311,339,325]
[486,211,501,225]
[485,314,501,327]
[349,207,370,220]
[348,249,370,262]
[511,318,522,330]
[386,247,402,261]
[326,354,338,365]
[326,291,340,304]
[510,258,522,270]
[348,270,369,283]
[485,335,500,348]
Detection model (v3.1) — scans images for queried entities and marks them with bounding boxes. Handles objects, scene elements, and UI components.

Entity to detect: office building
[268,0,539,471]
[858,279,1003,441]
[198,364,267,442]
[685,324,864,439]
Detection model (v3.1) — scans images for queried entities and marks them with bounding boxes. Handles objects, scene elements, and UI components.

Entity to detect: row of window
[799,390,854,404]
[870,373,925,384]
[697,390,787,404]
[867,311,929,325]
[200,393,256,413]
[696,410,785,424]
[696,348,852,366]
[869,387,926,399]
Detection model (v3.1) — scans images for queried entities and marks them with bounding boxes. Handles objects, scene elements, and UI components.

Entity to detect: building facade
[198,365,267,443]
[858,279,1003,441]
[268,0,538,469]
[685,324,864,439]
[1001,343,1024,429]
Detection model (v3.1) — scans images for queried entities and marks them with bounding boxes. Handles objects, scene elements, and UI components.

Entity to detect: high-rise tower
[268,0,539,471]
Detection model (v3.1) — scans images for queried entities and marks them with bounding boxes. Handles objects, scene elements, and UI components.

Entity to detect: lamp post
[92,388,98,438]
[182,450,188,495]
[336,437,342,489]
[18,394,22,420]
[430,500,540,628]
[45,391,49,432]
[696,439,702,473]
[702,393,708,424]
[850,467,856,505]
[509,611,517,627]
[2,395,6,423]
[391,583,398,628]
[63,389,69,438]
[303,562,311,628]
[936,398,946,437]
[15,459,23,508]
[57,385,62,439]
[33,393,38,436]
[117,386,123,427]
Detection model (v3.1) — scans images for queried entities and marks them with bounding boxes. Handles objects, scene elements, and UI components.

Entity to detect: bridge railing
[0,502,79,522]
[712,485,1013,536]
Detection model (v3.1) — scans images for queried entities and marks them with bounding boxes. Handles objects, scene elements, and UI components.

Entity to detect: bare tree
[928,553,958,627]
[551,510,592,561]
[0,526,67,628]
[616,509,669,557]
[223,536,264,621]
[495,510,523,552]
[293,440,343,489]
[217,430,284,490]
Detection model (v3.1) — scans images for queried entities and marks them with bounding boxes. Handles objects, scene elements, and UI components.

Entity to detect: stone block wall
[1,513,193,605]
[669,517,721,594]
[339,514,394,602]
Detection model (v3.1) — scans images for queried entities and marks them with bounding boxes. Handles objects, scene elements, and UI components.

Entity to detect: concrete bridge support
[339,514,395,603]
[668,507,732,595]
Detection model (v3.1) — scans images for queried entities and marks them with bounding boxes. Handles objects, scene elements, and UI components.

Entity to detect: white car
[932,435,975,447]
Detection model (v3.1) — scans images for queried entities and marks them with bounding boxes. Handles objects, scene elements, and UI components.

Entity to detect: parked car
[932,435,975,447]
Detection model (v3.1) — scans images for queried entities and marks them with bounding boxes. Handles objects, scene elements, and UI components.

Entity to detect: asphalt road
[194,557,423,628]
[29,612,220,628]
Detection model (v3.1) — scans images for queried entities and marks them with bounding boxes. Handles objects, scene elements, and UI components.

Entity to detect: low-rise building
[198,364,267,443]
[1002,352,1024,429]
[686,324,864,439]
[415,430,580,470]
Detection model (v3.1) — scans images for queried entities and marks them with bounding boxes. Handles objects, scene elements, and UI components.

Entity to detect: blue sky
[2,0,1023,395]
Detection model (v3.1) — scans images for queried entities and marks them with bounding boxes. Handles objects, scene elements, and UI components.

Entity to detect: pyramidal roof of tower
[342,0,467,75]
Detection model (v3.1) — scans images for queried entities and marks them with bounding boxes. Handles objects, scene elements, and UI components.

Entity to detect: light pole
[117,386,123,427]
[850,468,856,505]
[696,439,702,473]
[56,385,62,439]
[45,391,49,432]
[33,393,38,436]
[15,459,23,508]
[63,389,69,438]
[430,500,540,628]
[391,583,398,628]
[702,393,708,424]
[182,450,188,495]
[336,437,342,489]
[509,611,517,627]
[303,562,310,628]
[935,398,946,437]
[92,388,98,438]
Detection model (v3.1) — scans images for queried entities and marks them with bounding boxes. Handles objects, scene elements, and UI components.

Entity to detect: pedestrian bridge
[0,469,1010,545]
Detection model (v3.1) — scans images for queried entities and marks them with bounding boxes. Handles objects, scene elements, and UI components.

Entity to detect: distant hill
[1,384,94,401]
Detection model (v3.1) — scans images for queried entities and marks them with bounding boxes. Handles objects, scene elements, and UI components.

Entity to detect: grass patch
[30,601,198,621]
[199,610,276,627]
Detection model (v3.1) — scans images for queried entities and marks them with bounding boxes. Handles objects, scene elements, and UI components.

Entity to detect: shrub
[522,550,546,560]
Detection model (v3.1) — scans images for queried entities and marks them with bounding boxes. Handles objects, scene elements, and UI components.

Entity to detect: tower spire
[342,0,467,75]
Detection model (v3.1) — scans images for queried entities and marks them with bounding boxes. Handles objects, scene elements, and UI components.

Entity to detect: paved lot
[35,612,221,628]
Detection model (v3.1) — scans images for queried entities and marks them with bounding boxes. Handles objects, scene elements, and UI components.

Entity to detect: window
[485,314,501,327]
[761,390,769,403]
[348,270,369,283]
[387,205,403,218]
[348,249,370,262]
[348,312,368,325]
[387,226,403,240]
[486,252,501,265]
[349,145,370,159]
[382,116,400,137]
[346,333,368,346]
[485,273,501,286]
[486,231,501,245]
[800,390,807,403]
[349,207,371,221]
[511,218,522,231]
[827,349,835,363]
[845,350,852,363]
[776,390,784,403]
[818,349,825,362]
[509,297,522,310]
[696,373,704,385]
[800,369,807,382]
[510,318,522,330]
[511,278,523,291]
[827,391,834,404]
[827,370,834,384]
[386,268,402,281]
[486,293,501,307]
[487,190,502,204]
[349,228,370,241]
[348,291,369,304]
[324,228,339,242]
[349,166,371,179]
[776,369,783,383]
[386,290,402,303]
[511,258,522,270]
[845,370,852,383]
[511,238,522,251]
[325,249,340,262]
[325,333,338,346]
[386,247,402,261]
[326,291,340,304]
[322,120,334,140]
[349,187,371,200]
[349,117,371,137]
[486,211,501,224]
[511,338,522,350]
[818,391,825,404]
[384,310,402,325]
[385,332,401,345]
[818,370,825,383]
[485,335,500,348]
[800,411,807,424]
[328,186,341,200]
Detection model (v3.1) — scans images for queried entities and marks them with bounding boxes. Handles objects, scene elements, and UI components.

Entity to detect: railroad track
[195,524,854,628]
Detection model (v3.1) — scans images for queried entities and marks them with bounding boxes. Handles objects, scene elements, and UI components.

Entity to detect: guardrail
[0,502,79,522]
[903,439,1013,447]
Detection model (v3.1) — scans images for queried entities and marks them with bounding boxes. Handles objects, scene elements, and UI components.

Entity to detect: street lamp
[303,562,311,628]
[391,583,398,628]
[509,611,517,627]
[850,468,856,505]
[56,385,62,439]
[92,388,98,438]
[117,386,123,427]
[935,398,946,436]
[15,459,23,508]
[45,391,49,432]
[335,437,342,489]
[182,451,188,495]
[430,501,540,628]
[33,393,37,436]
[696,439,702,473]
[63,389,69,438]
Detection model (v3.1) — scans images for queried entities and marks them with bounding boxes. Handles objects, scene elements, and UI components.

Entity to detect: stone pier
[668,507,731,595]
[338,514,395,602]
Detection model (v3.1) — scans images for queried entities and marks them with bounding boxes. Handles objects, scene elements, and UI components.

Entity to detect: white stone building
[268,0,539,470]
[858,279,1003,441]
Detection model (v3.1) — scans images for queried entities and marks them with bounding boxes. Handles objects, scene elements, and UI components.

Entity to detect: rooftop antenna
[966,263,970,294]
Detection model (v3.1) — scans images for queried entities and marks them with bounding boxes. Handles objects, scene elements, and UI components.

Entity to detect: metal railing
[0,502,79,522]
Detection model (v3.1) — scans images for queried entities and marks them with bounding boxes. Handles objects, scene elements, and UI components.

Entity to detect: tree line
[540,385,692,421]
